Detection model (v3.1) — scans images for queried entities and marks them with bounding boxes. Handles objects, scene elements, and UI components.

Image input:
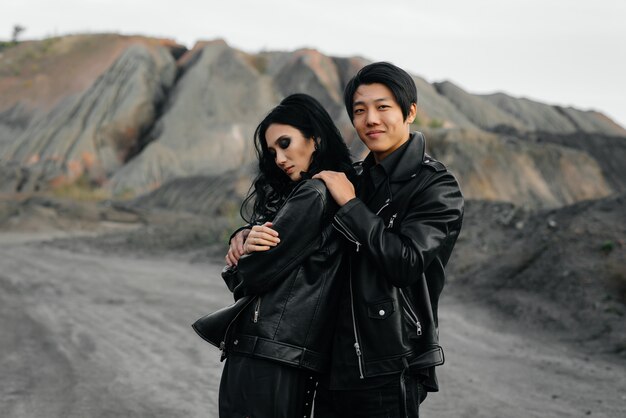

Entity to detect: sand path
[0,236,624,417]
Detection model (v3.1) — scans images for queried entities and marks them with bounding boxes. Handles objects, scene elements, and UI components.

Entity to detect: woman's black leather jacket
[220,179,345,373]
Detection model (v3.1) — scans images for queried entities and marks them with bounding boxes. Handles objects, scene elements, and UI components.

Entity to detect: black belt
[228,334,329,372]
[400,346,445,417]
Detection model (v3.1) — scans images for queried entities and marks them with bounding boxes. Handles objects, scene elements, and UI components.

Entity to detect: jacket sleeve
[332,171,463,288]
[227,180,329,297]
[220,225,253,294]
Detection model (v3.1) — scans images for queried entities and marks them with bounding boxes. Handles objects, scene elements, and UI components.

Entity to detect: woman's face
[265,123,316,182]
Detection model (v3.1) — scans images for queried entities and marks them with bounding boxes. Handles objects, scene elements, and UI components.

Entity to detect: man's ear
[406,103,418,124]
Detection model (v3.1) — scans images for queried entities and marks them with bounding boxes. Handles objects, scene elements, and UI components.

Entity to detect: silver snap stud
[379,309,385,316]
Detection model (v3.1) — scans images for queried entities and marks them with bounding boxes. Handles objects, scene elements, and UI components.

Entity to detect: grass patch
[428,118,444,129]
[51,175,110,201]
[600,240,615,254]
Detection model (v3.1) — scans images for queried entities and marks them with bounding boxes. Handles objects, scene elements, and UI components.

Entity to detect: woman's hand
[243,222,280,255]
[225,222,280,266]
[226,228,250,267]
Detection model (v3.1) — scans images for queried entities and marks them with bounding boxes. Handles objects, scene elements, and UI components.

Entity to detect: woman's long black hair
[241,93,355,224]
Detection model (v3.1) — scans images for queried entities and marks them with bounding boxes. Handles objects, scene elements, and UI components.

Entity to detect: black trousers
[218,354,317,418]
[314,375,427,418]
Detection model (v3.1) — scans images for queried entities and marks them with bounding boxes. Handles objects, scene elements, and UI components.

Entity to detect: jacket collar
[362,131,425,183]
[359,132,426,209]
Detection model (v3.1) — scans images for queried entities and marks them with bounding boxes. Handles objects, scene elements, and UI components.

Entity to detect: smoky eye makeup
[278,137,291,149]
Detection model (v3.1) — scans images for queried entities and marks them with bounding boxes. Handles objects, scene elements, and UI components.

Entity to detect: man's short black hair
[343,62,418,122]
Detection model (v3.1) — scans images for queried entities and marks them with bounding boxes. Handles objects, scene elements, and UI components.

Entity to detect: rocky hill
[1,34,624,210]
[449,194,626,356]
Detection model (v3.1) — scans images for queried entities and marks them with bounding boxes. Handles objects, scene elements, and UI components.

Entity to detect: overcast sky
[3,0,626,128]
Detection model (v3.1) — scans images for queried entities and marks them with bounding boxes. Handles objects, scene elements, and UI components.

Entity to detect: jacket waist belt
[229,333,329,372]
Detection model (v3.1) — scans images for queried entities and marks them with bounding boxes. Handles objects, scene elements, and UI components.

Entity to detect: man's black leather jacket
[331,132,464,390]
[220,179,345,373]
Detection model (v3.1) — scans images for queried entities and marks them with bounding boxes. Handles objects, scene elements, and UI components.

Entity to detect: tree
[12,25,26,43]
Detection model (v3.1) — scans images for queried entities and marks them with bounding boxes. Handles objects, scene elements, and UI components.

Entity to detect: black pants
[218,354,317,418]
[314,375,427,418]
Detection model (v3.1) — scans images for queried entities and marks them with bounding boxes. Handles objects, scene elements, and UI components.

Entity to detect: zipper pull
[355,242,360,252]
[253,297,261,323]
[353,342,365,379]
[219,341,226,351]
[416,320,422,336]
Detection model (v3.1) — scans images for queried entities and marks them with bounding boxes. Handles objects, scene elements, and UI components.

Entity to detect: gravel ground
[1,234,624,417]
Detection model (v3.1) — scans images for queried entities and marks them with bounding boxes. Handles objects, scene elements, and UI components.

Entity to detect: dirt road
[1,236,624,417]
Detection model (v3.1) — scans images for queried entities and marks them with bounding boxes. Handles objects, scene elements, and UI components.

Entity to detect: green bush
[0,40,16,52]
[428,118,444,129]
[600,240,615,254]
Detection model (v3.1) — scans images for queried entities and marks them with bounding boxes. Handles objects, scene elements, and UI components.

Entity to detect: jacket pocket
[399,289,422,336]
[367,299,395,320]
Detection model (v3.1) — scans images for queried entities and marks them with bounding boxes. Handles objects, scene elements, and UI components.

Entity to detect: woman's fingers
[244,241,271,254]
[230,230,247,259]
[249,225,280,246]
[225,249,238,266]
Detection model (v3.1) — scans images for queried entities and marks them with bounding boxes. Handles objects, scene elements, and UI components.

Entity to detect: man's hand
[313,171,356,206]
[225,222,280,266]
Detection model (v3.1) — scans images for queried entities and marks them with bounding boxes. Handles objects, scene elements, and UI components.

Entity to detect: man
[227,62,464,417]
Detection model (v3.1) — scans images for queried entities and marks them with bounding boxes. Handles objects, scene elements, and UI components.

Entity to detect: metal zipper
[332,218,361,252]
[219,297,255,360]
[387,213,397,229]
[348,262,365,379]
[253,296,262,323]
[376,198,391,215]
[399,289,422,336]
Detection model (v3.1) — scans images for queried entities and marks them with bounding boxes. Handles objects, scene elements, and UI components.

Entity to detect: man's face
[351,83,416,163]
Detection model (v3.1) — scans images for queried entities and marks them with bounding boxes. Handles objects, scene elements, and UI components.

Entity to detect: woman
[196,94,354,417]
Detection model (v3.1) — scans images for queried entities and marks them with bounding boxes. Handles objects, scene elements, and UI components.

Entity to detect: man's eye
[354,108,364,114]
[378,105,390,110]
[278,138,290,149]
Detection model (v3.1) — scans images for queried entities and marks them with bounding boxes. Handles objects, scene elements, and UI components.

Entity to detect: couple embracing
[193,62,464,417]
